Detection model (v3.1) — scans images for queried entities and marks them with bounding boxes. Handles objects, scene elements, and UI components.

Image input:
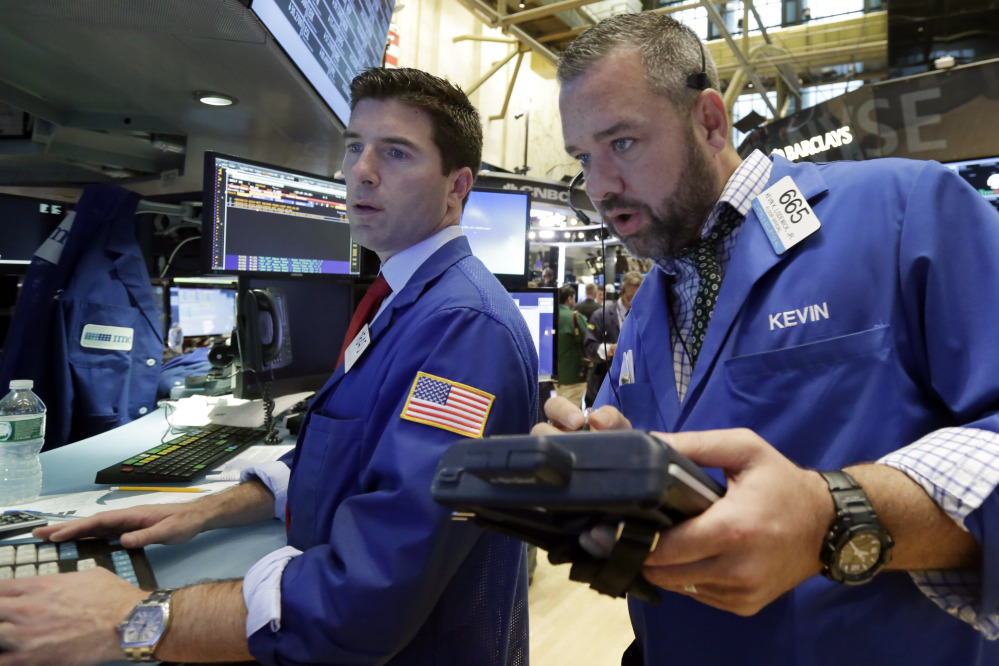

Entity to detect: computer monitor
[508,287,557,382]
[168,283,237,338]
[202,151,361,276]
[232,274,353,400]
[0,193,68,271]
[942,155,999,213]
[461,188,531,288]
[250,0,395,127]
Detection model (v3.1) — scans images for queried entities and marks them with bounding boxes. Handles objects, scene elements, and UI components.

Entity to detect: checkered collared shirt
[657,149,772,401]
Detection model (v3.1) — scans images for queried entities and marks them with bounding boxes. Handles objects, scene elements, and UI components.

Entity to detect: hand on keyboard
[34,478,278,548]
[34,501,212,548]
[0,566,147,664]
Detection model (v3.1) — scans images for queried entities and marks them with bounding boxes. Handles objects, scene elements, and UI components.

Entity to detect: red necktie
[337,273,392,366]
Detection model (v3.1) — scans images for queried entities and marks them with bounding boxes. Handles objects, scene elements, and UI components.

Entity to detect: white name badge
[80,323,134,351]
[343,324,372,373]
[751,176,821,255]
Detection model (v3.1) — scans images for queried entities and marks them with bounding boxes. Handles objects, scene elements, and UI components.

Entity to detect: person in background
[540,11,999,665]
[574,281,600,320]
[556,283,589,409]
[0,67,537,666]
[540,266,556,287]
[582,270,643,408]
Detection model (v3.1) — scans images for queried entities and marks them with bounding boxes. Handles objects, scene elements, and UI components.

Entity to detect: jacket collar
[311,235,473,403]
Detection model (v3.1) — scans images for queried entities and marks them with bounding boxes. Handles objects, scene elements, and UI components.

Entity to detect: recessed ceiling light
[194,91,237,106]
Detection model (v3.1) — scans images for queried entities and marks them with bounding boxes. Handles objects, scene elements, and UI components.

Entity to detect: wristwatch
[117,588,177,662]
[818,471,894,585]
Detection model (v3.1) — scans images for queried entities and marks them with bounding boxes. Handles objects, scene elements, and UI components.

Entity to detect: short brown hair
[557,13,718,112]
[349,67,483,178]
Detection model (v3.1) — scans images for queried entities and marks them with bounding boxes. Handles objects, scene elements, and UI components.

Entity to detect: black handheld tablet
[431,430,725,602]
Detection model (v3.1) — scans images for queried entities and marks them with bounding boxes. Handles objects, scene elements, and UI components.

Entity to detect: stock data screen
[251,0,395,126]
[204,152,360,276]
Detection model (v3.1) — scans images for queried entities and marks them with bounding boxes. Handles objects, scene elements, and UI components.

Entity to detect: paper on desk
[166,394,233,427]
[165,391,312,428]
[2,482,238,518]
[207,391,313,428]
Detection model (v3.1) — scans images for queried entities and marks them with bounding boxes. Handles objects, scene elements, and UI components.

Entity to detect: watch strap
[818,470,893,584]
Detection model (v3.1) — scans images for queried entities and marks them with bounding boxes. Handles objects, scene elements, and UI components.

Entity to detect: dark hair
[557,13,718,111]
[349,67,483,178]
[559,283,577,305]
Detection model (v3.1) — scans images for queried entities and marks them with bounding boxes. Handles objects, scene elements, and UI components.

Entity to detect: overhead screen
[460,188,531,287]
[250,0,395,127]
[203,152,360,277]
[508,287,557,382]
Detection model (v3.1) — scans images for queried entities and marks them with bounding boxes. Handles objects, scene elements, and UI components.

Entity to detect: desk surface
[39,406,288,589]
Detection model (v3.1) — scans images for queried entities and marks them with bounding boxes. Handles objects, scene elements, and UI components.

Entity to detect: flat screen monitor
[232,274,353,400]
[460,188,531,287]
[250,0,395,126]
[508,287,557,382]
[169,284,237,338]
[203,151,360,276]
[942,156,999,213]
[0,193,69,270]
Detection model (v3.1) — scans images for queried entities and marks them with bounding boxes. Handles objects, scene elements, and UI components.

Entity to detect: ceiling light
[194,91,238,106]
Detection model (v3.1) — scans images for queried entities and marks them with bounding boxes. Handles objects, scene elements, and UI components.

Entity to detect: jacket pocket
[288,413,366,544]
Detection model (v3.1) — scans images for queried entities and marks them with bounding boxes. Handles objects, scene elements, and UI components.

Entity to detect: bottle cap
[9,380,33,390]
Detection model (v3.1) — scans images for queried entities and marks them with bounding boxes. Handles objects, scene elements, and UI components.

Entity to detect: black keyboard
[94,423,266,484]
[0,537,157,590]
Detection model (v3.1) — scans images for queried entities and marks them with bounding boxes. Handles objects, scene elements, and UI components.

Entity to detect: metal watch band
[121,588,177,663]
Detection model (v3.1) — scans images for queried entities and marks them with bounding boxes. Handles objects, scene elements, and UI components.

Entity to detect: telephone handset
[236,287,290,373]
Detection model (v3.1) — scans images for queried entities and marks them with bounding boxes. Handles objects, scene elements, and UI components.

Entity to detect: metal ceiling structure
[454,0,888,123]
[0,1,888,198]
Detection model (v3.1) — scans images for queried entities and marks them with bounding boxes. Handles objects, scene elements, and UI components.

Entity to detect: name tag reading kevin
[751,176,821,255]
[343,324,372,373]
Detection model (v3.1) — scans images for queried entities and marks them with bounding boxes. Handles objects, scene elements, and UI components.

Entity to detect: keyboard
[94,423,266,485]
[0,537,157,590]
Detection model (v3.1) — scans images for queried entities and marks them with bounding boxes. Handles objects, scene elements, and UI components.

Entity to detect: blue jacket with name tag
[596,156,999,664]
[0,185,162,450]
[247,236,538,666]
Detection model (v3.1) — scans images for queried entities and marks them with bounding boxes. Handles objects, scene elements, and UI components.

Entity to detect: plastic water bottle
[0,380,45,506]
[168,322,184,354]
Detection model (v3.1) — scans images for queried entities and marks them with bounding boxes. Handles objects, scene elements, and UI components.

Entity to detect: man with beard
[538,11,999,666]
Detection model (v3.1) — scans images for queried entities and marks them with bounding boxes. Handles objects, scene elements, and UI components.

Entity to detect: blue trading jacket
[597,156,999,665]
[248,236,538,666]
[0,185,161,450]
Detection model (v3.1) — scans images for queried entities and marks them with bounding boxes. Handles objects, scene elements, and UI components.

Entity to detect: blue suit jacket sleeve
[896,163,999,618]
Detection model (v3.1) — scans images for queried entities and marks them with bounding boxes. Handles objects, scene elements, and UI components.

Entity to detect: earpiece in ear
[686,38,709,91]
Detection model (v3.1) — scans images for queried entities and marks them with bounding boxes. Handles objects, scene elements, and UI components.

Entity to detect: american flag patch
[400,372,494,438]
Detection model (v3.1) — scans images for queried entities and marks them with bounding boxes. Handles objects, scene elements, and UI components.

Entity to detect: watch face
[122,606,166,646]
[836,532,883,575]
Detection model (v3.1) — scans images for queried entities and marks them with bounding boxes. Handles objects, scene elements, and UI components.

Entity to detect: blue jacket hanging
[0,184,162,450]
